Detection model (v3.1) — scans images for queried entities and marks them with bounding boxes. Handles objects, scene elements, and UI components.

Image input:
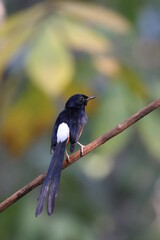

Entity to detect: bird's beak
[87,96,95,101]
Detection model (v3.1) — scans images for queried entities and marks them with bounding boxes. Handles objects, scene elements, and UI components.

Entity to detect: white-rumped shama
[35,94,95,217]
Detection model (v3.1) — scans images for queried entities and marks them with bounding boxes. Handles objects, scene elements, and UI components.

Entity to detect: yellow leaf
[93,56,121,77]
[58,19,111,54]
[0,83,53,156]
[58,1,131,34]
[0,3,47,79]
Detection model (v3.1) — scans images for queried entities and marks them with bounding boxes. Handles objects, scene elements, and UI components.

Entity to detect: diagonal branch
[0,98,160,213]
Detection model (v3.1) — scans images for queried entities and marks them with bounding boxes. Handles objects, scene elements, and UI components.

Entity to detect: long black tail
[35,140,66,217]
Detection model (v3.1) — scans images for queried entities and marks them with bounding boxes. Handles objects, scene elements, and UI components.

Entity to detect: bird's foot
[65,149,70,164]
[77,142,85,156]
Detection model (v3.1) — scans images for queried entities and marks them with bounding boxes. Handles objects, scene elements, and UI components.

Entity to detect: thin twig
[0,98,160,213]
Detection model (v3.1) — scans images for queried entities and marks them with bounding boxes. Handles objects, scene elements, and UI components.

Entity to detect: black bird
[35,94,95,217]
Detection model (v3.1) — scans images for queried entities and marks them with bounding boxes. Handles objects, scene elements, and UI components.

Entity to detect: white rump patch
[57,123,69,143]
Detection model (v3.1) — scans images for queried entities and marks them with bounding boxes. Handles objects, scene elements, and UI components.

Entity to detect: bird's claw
[80,146,85,156]
[66,155,70,164]
[78,142,85,156]
[65,149,70,164]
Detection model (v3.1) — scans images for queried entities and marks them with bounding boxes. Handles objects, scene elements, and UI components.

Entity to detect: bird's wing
[69,115,87,152]
[50,110,66,154]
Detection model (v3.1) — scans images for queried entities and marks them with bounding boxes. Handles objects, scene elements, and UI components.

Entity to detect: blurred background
[0,0,160,239]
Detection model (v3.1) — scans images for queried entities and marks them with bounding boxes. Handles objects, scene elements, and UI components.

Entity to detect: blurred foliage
[0,1,160,240]
[1,82,53,155]
[0,1,133,155]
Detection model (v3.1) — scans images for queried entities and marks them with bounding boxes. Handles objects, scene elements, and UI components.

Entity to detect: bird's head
[65,94,95,109]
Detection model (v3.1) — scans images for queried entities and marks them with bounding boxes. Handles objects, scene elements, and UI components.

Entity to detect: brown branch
[1,97,160,213]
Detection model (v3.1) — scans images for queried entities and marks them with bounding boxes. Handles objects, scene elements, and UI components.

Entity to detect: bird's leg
[77,142,85,156]
[65,147,70,164]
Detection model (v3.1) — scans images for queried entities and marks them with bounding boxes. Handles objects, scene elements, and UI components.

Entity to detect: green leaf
[81,153,114,179]
[92,83,133,157]
[26,27,74,96]
[138,108,160,160]
[119,66,150,99]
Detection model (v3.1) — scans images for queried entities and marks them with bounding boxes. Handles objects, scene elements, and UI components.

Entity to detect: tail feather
[35,140,66,217]
[47,141,66,215]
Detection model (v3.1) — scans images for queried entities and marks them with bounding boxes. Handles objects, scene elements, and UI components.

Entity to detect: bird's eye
[80,96,83,100]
